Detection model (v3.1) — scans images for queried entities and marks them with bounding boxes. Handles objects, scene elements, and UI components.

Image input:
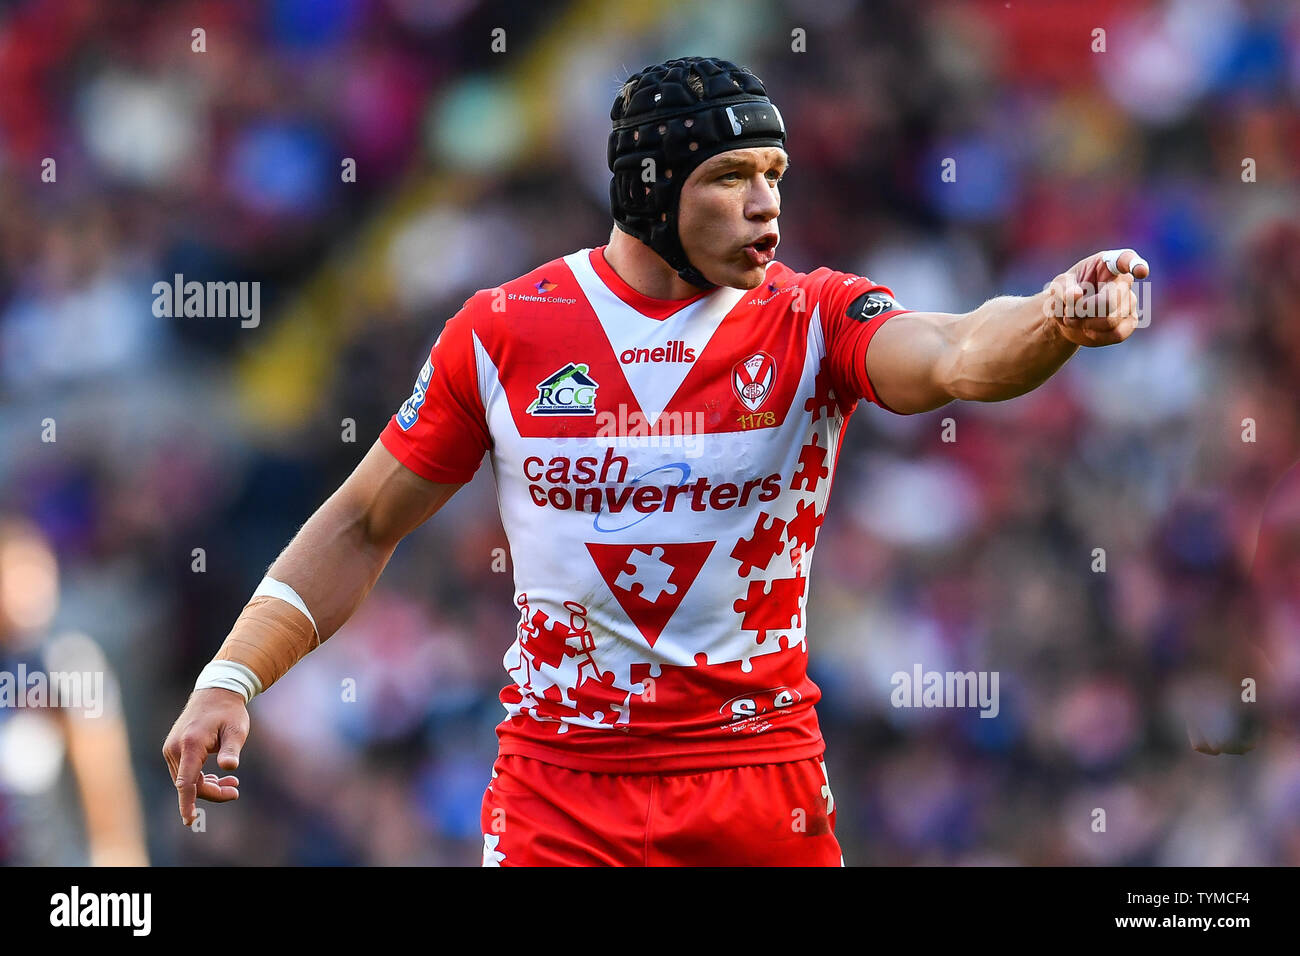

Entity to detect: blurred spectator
[0,517,148,865]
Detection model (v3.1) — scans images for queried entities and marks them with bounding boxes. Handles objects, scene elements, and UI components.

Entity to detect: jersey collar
[589,246,711,321]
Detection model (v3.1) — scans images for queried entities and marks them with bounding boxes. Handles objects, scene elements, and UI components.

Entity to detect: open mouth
[743,233,779,265]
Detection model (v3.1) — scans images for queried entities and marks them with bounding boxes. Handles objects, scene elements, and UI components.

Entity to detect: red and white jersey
[380,245,909,772]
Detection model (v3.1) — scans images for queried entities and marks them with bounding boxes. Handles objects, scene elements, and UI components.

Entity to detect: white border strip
[194,660,263,702]
[253,574,319,641]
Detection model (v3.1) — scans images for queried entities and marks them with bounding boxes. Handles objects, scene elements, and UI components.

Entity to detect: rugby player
[164,57,1150,866]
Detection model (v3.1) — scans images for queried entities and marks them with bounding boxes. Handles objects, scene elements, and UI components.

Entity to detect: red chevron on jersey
[586,542,714,647]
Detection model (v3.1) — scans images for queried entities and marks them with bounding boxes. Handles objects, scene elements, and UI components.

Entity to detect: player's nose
[746,179,780,222]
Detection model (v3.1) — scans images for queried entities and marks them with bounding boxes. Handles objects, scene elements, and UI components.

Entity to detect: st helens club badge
[733,351,776,412]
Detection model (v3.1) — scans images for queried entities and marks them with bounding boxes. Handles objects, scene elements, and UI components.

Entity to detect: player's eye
[766,170,783,184]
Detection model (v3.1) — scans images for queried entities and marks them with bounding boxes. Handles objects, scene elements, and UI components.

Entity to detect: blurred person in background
[0,517,148,865]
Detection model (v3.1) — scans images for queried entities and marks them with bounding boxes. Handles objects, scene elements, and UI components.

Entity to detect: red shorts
[479,752,843,866]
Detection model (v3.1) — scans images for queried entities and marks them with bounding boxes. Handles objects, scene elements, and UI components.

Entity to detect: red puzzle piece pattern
[567,672,624,726]
[792,433,829,492]
[732,577,806,644]
[509,595,626,728]
[786,497,825,559]
[514,594,573,670]
[730,512,787,577]
[803,362,838,424]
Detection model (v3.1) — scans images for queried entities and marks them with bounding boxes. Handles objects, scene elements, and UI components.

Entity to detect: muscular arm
[266,437,463,641]
[867,291,1077,414]
[863,249,1148,415]
[164,439,462,825]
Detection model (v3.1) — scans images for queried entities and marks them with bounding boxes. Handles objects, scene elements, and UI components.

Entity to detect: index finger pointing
[1101,248,1150,280]
[175,737,208,824]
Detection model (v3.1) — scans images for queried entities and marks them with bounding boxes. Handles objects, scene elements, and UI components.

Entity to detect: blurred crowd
[1,0,1297,865]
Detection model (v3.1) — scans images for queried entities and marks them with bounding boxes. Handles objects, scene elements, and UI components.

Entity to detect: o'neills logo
[523,447,781,526]
[620,340,696,364]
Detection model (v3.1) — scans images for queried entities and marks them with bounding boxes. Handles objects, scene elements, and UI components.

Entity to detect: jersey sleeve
[817,271,911,414]
[379,295,492,484]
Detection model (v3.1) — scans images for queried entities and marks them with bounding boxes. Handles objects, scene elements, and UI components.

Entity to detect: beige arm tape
[202,576,321,699]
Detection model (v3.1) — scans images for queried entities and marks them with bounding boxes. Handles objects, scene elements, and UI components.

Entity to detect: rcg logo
[846,291,900,322]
